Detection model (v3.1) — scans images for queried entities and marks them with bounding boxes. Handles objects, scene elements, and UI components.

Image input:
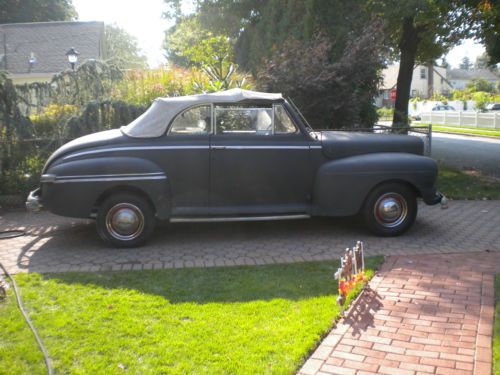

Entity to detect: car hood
[42,129,127,173]
[319,131,424,160]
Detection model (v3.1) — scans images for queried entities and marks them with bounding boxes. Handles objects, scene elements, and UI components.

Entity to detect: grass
[494,274,500,375]
[437,165,500,200]
[0,257,382,374]
[432,125,500,137]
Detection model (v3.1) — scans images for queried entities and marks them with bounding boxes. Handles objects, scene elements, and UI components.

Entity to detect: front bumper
[26,188,43,212]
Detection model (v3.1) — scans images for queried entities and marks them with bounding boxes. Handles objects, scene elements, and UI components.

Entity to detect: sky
[73,0,486,69]
[73,0,171,67]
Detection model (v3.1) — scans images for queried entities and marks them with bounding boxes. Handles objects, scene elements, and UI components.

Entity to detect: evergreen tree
[459,56,473,70]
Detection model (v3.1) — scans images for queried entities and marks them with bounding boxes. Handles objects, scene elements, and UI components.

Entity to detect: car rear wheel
[362,183,417,236]
[96,193,155,247]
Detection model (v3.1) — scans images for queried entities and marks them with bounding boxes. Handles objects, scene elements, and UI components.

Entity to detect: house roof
[0,21,104,75]
[122,89,284,138]
[448,69,500,81]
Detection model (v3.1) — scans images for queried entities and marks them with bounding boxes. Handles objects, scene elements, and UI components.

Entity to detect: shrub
[258,21,385,129]
[472,91,494,112]
[30,104,79,138]
[0,149,48,197]
[112,67,254,107]
[377,107,394,120]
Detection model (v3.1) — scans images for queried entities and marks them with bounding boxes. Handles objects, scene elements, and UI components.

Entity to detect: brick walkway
[299,251,500,375]
[0,200,499,274]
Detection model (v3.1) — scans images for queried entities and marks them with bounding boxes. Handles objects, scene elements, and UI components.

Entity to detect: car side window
[215,106,273,135]
[274,104,297,134]
[169,105,211,135]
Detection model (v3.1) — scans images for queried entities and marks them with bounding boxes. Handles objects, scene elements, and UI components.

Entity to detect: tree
[368,0,486,128]
[474,53,490,69]
[259,21,386,129]
[0,0,76,23]
[440,57,450,69]
[104,24,148,69]
[474,52,499,71]
[473,0,500,65]
[164,15,249,91]
[163,0,383,126]
[466,78,495,92]
[164,15,215,68]
[459,56,473,70]
[178,0,374,74]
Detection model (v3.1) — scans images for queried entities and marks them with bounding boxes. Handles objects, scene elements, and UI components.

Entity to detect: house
[448,69,499,90]
[377,64,453,107]
[0,21,105,84]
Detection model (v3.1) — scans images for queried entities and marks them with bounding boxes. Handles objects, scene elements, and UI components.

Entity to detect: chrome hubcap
[106,203,144,241]
[374,193,408,228]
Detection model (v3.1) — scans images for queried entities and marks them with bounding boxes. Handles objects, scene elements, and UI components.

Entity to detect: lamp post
[28,52,36,72]
[65,47,80,70]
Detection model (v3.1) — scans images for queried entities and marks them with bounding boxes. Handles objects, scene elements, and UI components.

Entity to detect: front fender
[312,153,438,216]
[41,156,170,219]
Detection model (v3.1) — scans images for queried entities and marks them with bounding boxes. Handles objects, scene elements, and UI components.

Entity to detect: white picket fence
[420,111,500,129]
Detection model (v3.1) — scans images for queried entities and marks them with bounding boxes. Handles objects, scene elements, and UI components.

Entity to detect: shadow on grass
[37,257,383,304]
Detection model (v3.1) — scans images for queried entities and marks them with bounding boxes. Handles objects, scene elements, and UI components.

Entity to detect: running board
[170,214,311,223]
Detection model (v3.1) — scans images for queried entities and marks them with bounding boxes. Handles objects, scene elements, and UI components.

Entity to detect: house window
[411,90,417,97]
[420,68,426,79]
[383,90,389,100]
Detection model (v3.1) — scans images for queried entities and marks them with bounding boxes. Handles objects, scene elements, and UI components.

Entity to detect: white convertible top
[121,88,284,138]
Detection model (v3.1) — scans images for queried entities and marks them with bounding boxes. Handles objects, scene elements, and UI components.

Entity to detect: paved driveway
[0,201,499,274]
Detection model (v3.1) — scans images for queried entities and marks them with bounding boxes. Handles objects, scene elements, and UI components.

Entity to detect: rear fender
[42,156,171,219]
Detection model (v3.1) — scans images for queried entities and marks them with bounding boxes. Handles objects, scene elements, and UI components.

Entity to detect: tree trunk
[427,61,434,98]
[392,17,421,131]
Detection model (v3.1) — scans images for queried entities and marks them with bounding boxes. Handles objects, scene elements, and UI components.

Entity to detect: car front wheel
[362,183,417,236]
[96,193,155,247]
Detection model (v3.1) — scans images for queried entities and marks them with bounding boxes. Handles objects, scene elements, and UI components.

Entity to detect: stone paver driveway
[0,201,499,274]
[299,251,500,375]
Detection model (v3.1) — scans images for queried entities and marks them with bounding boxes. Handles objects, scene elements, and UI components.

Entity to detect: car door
[158,104,211,215]
[209,103,313,215]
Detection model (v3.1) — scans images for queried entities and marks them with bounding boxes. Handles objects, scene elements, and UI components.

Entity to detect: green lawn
[432,125,500,137]
[0,257,382,374]
[437,165,500,200]
[494,274,500,375]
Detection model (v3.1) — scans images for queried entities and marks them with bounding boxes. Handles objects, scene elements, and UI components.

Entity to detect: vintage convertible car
[26,89,447,247]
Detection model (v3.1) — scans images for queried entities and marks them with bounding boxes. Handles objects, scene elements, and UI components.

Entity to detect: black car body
[27,89,446,246]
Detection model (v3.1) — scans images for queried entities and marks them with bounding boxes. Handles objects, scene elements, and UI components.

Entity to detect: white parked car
[431,105,456,111]
[486,103,500,111]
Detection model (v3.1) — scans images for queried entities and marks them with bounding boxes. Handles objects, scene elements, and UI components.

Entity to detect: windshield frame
[286,97,314,132]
